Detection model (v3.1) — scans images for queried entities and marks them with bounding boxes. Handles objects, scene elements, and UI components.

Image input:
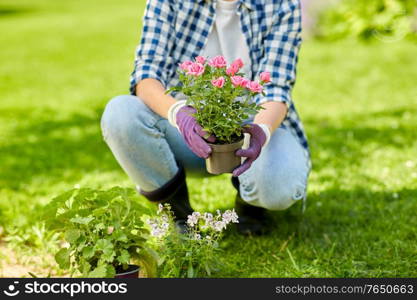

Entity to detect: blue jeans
[101,95,310,211]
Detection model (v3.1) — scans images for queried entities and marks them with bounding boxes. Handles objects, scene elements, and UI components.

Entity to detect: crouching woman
[101,0,311,235]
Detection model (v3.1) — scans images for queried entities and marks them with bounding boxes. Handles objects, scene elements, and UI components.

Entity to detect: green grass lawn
[1,0,417,277]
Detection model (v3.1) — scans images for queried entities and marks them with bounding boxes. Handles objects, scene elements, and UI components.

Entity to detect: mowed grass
[1,0,417,277]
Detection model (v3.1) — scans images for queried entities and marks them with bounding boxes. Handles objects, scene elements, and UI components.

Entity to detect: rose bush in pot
[44,187,156,278]
[167,55,270,174]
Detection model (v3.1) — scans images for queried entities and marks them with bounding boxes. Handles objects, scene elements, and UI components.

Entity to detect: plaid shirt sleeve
[254,0,302,107]
[129,0,176,95]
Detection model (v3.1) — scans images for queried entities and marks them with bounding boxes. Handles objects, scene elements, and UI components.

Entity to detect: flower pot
[115,264,140,278]
[206,138,244,174]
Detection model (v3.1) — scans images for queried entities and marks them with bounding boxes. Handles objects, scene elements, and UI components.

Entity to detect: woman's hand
[176,106,216,158]
[232,124,268,177]
[232,101,286,176]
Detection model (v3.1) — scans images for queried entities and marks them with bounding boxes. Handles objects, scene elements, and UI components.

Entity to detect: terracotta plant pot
[206,138,244,174]
[115,264,140,278]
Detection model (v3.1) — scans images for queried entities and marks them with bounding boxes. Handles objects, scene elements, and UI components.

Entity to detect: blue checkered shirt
[130,0,310,158]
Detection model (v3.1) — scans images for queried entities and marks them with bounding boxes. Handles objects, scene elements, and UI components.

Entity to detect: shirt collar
[199,0,255,11]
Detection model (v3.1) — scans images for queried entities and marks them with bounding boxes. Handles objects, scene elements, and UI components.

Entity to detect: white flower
[161,214,170,223]
[151,228,167,238]
[193,233,201,240]
[222,209,239,224]
[203,212,213,222]
[200,213,214,230]
[211,220,227,232]
[146,217,169,238]
[157,204,164,214]
[187,212,201,227]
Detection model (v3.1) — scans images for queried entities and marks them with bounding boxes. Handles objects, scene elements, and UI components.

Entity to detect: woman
[101,0,311,235]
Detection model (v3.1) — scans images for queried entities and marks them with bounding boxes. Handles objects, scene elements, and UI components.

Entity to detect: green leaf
[82,246,95,259]
[165,86,181,94]
[117,250,130,265]
[113,231,128,242]
[102,250,116,263]
[55,248,70,270]
[187,263,194,278]
[76,236,87,251]
[81,261,91,275]
[95,239,115,263]
[204,262,212,276]
[106,265,116,278]
[88,265,108,278]
[65,229,80,243]
[70,216,94,225]
[95,239,113,252]
[74,188,97,203]
[94,223,105,231]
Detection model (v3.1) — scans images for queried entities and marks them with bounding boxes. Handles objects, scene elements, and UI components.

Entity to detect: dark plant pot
[206,138,244,175]
[115,264,140,278]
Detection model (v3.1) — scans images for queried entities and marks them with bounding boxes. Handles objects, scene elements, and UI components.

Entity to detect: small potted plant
[146,204,239,277]
[44,187,156,278]
[167,55,270,174]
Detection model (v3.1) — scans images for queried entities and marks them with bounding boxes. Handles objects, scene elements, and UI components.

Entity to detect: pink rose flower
[260,71,271,83]
[240,78,250,87]
[179,60,193,71]
[211,76,225,88]
[186,62,205,76]
[246,81,263,93]
[231,75,244,87]
[195,56,206,64]
[232,58,244,69]
[208,55,227,68]
[226,64,240,76]
[226,58,244,75]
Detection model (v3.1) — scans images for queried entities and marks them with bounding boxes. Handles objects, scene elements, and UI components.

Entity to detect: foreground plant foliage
[44,187,156,277]
[146,204,239,278]
[43,188,239,278]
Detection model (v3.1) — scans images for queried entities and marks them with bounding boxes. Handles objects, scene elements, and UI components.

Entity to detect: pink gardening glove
[232,124,267,177]
[176,106,216,158]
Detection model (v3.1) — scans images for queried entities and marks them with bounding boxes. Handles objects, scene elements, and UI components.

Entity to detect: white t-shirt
[202,0,252,78]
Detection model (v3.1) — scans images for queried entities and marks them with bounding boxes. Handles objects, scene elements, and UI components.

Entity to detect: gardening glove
[168,103,216,158]
[232,124,271,177]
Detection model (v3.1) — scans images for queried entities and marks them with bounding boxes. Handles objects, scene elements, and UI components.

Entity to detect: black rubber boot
[231,176,268,236]
[140,167,193,233]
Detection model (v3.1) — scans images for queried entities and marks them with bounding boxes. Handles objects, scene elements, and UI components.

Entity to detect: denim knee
[259,179,306,211]
[267,185,305,211]
[101,95,157,142]
[256,167,307,211]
